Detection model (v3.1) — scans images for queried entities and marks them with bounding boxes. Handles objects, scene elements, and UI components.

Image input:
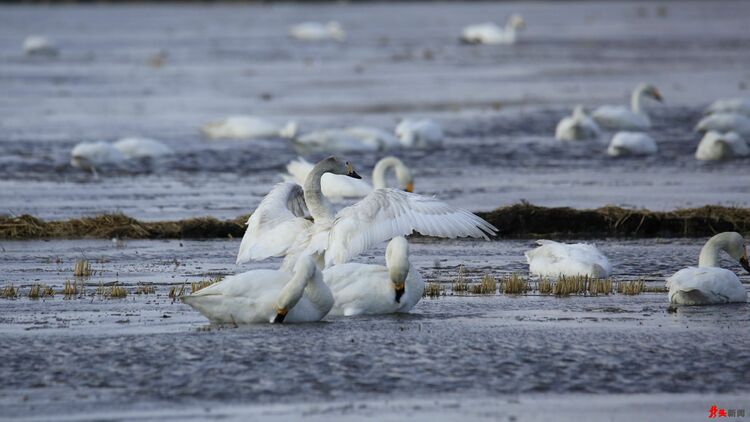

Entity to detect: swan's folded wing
[237,182,312,264]
[325,189,497,266]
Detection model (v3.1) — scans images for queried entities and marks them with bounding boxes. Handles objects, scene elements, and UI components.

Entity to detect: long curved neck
[372,157,401,189]
[303,270,334,313]
[631,87,646,114]
[303,163,335,223]
[386,238,410,284]
[698,236,727,267]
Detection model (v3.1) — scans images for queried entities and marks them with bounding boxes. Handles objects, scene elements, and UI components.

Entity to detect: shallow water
[1,237,749,419]
[1,1,750,220]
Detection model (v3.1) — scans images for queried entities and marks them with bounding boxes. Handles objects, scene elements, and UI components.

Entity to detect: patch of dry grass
[73,259,92,277]
[470,273,497,294]
[423,282,445,298]
[191,275,223,294]
[618,279,646,295]
[60,279,81,299]
[28,284,55,299]
[501,273,528,294]
[169,284,186,301]
[1,284,18,299]
[452,265,469,294]
[134,284,156,295]
[537,277,553,295]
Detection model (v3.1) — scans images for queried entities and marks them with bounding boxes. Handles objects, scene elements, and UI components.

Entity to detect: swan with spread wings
[236,156,497,269]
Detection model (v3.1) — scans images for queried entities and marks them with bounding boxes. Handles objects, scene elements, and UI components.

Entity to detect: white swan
[395,119,444,148]
[325,236,424,316]
[704,98,750,116]
[237,157,497,269]
[525,240,612,278]
[201,116,297,140]
[606,131,658,157]
[666,232,749,306]
[460,14,525,45]
[555,105,601,141]
[112,137,173,159]
[70,142,124,177]
[23,35,58,56]
[694,113,750,139]
[592,83,663,131]
[283,156,413,202]
[695,131,749,161]
[286,126,401,153]
[289,21,346,42]
[183,255,334,324]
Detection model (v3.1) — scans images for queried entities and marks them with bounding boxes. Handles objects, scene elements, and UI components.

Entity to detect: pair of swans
[185,156,496,323]
[289,21,346,42]
[460,14,525,45]
[283,156,413,203]
[70,137,173,177]
[555,107,658,157]
[695,131,749,161]
[693,97,750,160]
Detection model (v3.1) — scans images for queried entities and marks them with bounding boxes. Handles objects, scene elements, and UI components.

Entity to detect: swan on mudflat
[555,105,601,141]
[525,240,612,278]
[592,83,663,131]
[606,131,658,157]
[460,14,525,45]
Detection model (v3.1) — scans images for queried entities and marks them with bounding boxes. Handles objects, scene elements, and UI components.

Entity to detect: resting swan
[112,137,173,159]
[694,113,750,139]
[606,132,658,157]
[237,156,497,270]
[70,138,173,177]
[284,126,401,153]
[666,232,749,306]
[183,255,333,324]
[704,98,750,116]
[525,240,612,278]
[592,83,663,131]
[460,14,525,45]
[23,35,58,56]
[289,21,346,42]
[695,131,749,161]
[325,236,424,316]
[395,119,444,148]
[201,116,297,140]
[555,105,601,141]
[283,156,413,202]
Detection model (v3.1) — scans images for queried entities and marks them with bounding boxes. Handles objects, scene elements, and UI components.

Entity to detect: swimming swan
[460,14,525,45]
[283,156,413,202]
[395,119,444,148]
[23,35,58,56]
[694,113,750,139]
[325,236,424,316]
[666,232,749,306]
[592,83,663,131]
[183,255,334,324]
[695,131,749,161]
[555,105,601,141]
[289,21,346,42]
[236,157,497,269]
[525,240,612,278]
[70,142,124,178]
[112,137,173,159]
[606,131,658,157]
[201,116,297,140]
[704,98,750,116]
[285,126,401,152]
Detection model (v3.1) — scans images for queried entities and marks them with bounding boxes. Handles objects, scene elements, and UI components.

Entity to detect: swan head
[701,232,750,273]
[385,236,410,303]
[637,83,663,103]
[274,255,320,323]
[321,156,362,179]
[506,14,525,30]
[394,159,414,192]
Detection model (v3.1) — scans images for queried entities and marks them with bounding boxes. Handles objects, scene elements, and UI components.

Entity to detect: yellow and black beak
[741,249,750,274]
[394,282,405,303]
[274,308,288,323]
[346,162,362,179]
[405,182,414,193]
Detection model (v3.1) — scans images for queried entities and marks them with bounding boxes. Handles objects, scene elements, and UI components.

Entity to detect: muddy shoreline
[2,203,748,240]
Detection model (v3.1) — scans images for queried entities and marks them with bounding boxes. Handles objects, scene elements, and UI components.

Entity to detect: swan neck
[276,265,311,312]
[698,236,725,268]
[372,157,400,189]
[631,87,645,114]
[386,237,410,284]
[303,269,334,312]
[303,163,335,223]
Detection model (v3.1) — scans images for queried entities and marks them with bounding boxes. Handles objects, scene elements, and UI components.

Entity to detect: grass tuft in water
[452,265,469,294]
[28,284,55,299]
[191,275,223,294]
[537,277,553,295]
[501,273,528,294]
[60,279,82,299]
[470,273,497,294]
[73,259,92,277]
[1,284,18,299]
[618,279,646,295]
[423,282,445,298]
[134,284,156,295]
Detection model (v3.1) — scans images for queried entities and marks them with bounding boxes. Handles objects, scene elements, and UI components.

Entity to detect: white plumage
[289,21,346,42]
[70,142,124,176]
[695,131,749,161]
[460,14,525,45]
[289,126,401,152]
[525,240,612,278]
[704,98,750,116]
[694,113,750,139]
[395,119,444,148]
[201,116,297,140]
[555,106,601,141]
[666,232,749,306]
[23,35,58,56]
[183,256,334,324]
[112,137,173,159]
[592,83,663,131]
[607,131,658,157]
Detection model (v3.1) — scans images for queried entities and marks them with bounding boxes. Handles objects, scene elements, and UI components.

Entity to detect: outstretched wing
[325,189,497,266]
[237,182,312,264]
